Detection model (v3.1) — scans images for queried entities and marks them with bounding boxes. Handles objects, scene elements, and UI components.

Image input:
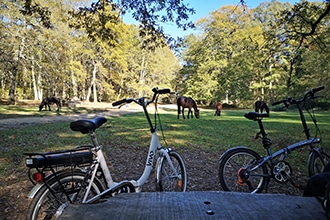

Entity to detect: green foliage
[1,0,330,106]
[0,0,182,103]
[179,0,330,106]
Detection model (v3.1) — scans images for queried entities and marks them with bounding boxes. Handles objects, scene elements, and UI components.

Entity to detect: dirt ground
[0,105,308,220]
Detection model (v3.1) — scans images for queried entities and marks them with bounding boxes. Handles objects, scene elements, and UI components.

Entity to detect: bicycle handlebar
[272,86,324,107]
[112,87,173,107]
[311,86,325,94]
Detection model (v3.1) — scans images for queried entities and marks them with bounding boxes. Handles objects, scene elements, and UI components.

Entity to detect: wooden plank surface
[59,191,326,220]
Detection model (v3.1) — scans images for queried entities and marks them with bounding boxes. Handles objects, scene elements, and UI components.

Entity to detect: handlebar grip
[112,99,127,107]
[152,88,171,94]
[311,86,324,94]
[158,89,171,94]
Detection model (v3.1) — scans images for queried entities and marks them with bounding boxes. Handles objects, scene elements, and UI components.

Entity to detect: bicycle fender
[218,146,250,162]
[27,169,86,199]
[27,183,43,199]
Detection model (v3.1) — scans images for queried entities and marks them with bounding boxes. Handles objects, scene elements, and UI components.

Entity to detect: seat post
[257,119,267,138]
[89,131,99,147]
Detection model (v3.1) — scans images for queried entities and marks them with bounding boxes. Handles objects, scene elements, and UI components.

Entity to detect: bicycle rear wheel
[156,150,187,192]
[218,147,267,193]
[27,169,104,220]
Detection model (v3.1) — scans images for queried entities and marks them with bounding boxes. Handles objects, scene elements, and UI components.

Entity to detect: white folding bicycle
[24,87,187,220]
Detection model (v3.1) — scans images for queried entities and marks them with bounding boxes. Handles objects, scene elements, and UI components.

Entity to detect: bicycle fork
[155,148,182,189]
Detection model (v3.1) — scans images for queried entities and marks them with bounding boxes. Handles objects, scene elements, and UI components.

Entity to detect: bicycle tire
[27,169,104,220]
[156,150,187,192]
[308,150,330,177]
[218,147,267,193]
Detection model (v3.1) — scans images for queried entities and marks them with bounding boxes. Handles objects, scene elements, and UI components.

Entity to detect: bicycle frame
[247,138,321,173]
[82,130,177,203]
[82,91,180,203]
[24,88,187,220]
[242,85,325,173]
[217,87,328,193]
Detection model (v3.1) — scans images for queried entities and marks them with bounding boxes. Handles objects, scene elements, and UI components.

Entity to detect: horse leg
[182,108,186,119]
[188,108,192,119]
[47,104,51,111]
[177,106,181,119]
[215,109,220,116]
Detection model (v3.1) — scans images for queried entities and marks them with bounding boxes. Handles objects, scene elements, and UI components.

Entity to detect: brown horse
[214,101,222,116]
[255,100,269,113]
[177,96,200,119]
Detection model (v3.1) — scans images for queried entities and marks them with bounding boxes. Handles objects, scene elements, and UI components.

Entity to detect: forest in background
[1,0,330,107]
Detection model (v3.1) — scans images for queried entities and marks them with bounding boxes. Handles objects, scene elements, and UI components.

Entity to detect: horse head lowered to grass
[255,100,269,114]
[177,96,200,119]
[39,97,61,111]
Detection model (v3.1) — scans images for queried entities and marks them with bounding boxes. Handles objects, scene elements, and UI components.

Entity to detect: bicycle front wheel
[156,150,187,192]
[218,147,267,193]
[309,150,330,176]
[27,169,104,220]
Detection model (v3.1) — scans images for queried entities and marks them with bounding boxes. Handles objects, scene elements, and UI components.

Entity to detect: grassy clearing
[0,105,330,179]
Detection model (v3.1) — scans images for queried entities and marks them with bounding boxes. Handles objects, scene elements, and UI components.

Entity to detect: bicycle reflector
[237,168,245,186]
[178,179,183,188]
[32,172,44,183]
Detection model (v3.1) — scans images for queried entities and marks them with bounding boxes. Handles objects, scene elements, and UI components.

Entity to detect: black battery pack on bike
[24,146,94,185]
[24,146,93,168]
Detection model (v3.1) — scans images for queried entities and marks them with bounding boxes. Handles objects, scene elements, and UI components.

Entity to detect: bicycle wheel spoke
[27,171,104,220]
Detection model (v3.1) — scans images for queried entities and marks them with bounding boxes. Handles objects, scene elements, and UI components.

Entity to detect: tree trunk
[71,70,78,99]
[92,60,97,102]
[9,37,25,105]
[31,56,38,100]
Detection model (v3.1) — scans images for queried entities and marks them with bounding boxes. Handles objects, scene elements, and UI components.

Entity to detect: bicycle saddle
[244,112,269,120]
[70,116,107,134]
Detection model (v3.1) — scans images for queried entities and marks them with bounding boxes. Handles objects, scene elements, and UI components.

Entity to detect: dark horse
[177,96,200,119]
[39,97,61,111]
[255,100,269,113]
[214,101,223,116]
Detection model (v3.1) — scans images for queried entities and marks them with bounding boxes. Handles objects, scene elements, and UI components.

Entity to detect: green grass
[1,105,330,179]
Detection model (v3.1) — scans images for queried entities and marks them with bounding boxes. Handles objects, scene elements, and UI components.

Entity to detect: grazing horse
[177,96,200,119]
[255,100,269,113]
[39,97,61,111]
[214,101,223,116]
